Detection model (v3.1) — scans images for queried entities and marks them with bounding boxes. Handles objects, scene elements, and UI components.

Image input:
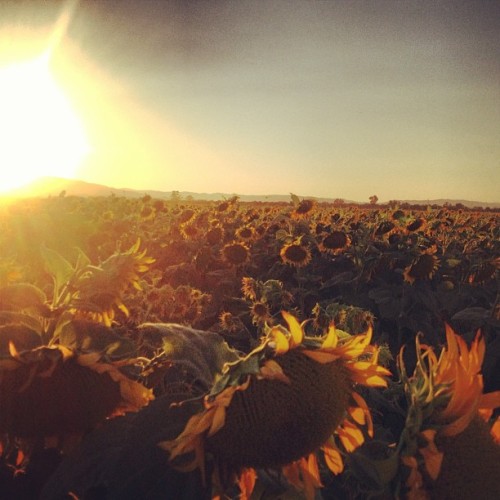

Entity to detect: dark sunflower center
[223,244,248,265]
[207,350,352,470]
[322,231,348,249]
[283,244,308,263]
[409,254,436,278]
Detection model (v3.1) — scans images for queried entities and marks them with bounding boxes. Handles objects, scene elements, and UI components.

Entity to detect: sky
[1,0,499,202]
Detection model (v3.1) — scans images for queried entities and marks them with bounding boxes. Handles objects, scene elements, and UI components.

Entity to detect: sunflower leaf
[40,246,75,302]
[290,193,300,207]
[348,450,400,490]
[0,311,44,334]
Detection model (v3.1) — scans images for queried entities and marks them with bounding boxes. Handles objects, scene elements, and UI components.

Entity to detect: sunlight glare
[0,52,91,193]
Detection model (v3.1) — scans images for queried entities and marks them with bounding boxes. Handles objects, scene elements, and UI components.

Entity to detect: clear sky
[1,0,499,202]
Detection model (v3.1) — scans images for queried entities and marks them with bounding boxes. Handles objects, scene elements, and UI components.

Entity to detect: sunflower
[178,209,196,224]
[222,242,250,266]
[219,312,245,334]
[392,209,406,221]
[249,301,272,325]
[375,221,396,237]
[467,260,498,285]
[397,325,500,499]
[205,226,224,246]
[241,277,258,301]
[216,201,230,212]
[292,199,315,218]
[319,231,351,254]
[179,222,199,240]
[0,342,153,458]
[280,241,312,267]
[71,240,155,326]
[403,253,439,284]
[235,225,256,242]
[406,218,426,233]
[160,311,391,499]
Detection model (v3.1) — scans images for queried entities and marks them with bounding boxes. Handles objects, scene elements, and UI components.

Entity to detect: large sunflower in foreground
[397,325,500,499]
[160,312,391,499]
[0,338,153,462]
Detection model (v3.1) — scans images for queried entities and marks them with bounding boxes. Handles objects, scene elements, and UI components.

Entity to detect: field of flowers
[0,193,498,499]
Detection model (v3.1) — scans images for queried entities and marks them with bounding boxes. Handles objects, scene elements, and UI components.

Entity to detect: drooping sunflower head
[468,259,498,285]
[280,240,312,267]
[180,222,200,240]
[319,230,351,254]
[0,339,153,455]
[178,208,196,224]
[292,199,315,218]
[205,226,224,246]
[241,276,258,301]
[396,325,500,498]
[392,209,406,221]
[160,312,391,496]
[403,253,439,284]
[375,221,396,237]
[222,242,250,266]
[71,240,154,326]
[406,217,426,233]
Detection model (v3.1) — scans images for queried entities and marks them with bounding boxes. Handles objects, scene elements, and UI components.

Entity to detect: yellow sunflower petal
[282,311,304,347]
[8,341,20,360]
[444,323,459,361]
[269,326,290,355]
[282,461,303,491]
[302,349,339,364]
[208,405,227,437]
[491,417,500,444]
[470,331,486,372]
[419,429,443,480]
[479,391,500,411]
[237,468,257,500]
[160,410,215,460]
[347,362,391,387]
[351,391,374,437]
[321,322,338,349]
[335,326,373,359]
[348,406,365,426]
[259,359,291,384]
[321,438,344,475]
[301,454,323,500]
[337,419,365,452]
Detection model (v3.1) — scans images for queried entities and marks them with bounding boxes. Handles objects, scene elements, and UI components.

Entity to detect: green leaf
[58,318,136,359]
[348,447,400,490]
[40,245,75,300]
[208,347,266,399]
[290,193,300,207]
[51,310,76,345]
[73,247,92,274]
[0,311,44,334]
[275,229,290,241]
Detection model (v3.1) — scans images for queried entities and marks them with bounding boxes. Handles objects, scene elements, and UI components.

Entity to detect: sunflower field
[0,193,499,499]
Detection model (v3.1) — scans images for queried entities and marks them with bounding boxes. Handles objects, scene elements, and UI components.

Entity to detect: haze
[1,0,499,202]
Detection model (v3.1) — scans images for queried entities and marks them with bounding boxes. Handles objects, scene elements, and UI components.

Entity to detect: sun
[0,52,90,193]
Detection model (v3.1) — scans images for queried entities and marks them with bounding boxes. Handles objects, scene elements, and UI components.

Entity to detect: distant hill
[2,176,499,209]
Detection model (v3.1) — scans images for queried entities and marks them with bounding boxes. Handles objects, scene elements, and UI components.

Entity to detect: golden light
[0,52,90,193]
[0,0,91,194]
[0,0,253,197]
